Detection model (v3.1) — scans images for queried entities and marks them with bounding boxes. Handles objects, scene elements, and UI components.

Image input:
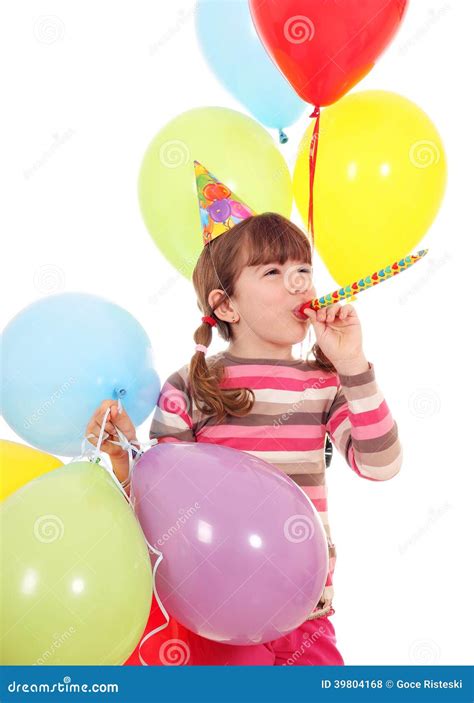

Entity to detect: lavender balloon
[131,442,328,645]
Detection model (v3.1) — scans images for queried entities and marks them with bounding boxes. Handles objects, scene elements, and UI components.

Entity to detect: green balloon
[0,461,152,665]
[138,106,293,279]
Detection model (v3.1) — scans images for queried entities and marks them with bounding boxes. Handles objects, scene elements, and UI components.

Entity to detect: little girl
[87,211,402,666]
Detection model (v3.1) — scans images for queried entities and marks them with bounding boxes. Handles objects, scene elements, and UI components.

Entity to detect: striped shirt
[149,350,402,620]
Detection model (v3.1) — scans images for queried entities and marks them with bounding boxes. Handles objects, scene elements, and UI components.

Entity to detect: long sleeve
[149,367,196,444]
[326,361,402,481]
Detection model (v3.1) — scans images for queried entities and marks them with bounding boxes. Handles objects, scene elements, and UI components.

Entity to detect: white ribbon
[70,399,171,666]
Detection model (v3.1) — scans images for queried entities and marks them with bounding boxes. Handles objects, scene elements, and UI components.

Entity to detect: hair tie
[195,344,208,355]
[201,315,217,327]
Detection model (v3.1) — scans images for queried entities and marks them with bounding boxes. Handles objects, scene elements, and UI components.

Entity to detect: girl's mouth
[291,306,308,321]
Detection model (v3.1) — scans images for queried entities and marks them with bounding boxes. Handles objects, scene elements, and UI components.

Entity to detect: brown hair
[190,212,336,422]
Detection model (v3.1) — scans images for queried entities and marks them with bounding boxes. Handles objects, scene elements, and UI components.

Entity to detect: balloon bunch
[0,293,161,665]
[1,293,329,663]
[139,0,446,287]
[248,0,446,281]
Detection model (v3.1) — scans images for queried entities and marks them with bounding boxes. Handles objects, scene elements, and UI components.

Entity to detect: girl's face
[232,259,316,347]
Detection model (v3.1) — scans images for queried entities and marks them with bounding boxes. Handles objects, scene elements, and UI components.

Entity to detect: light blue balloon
[195,0,307,142]
[1,293,160,456]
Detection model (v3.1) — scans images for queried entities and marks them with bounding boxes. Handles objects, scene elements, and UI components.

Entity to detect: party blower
[297,249,428,316]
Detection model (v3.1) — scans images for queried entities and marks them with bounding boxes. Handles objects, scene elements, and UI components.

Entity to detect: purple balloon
[131,442,328,645]
[207,198,231,223]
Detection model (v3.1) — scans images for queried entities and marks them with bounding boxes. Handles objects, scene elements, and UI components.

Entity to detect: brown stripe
[286,472,326,486]
[194,410,327,434]
[356,440,401,467]
[337,362,375,387]
[210,351,329,372]
[352,424,399,454]
[339,379,378,401]
[149,420,194,443]
[165,368,189,392]
[327,390,347,418]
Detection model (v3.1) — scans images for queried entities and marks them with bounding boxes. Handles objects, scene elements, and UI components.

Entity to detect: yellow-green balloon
[0,461,152,665]
[138,107,293,279]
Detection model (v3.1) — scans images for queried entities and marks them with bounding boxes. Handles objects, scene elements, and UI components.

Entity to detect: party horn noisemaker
[299,249,428,313]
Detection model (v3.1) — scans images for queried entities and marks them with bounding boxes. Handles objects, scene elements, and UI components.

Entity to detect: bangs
[239,213,312,268]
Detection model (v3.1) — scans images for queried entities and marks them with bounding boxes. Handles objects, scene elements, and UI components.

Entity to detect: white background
[1,0,473,666]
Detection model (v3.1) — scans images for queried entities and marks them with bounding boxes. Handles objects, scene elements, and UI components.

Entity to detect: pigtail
[188,317,255,423]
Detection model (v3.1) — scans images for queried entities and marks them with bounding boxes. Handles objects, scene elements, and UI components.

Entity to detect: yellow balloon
[293,90,447,284]
[0,439,63,501]
[138,107,293,279]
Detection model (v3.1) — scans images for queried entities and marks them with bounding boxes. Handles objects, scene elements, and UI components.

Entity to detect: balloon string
[69,401,170,665]
[308,106,321,253]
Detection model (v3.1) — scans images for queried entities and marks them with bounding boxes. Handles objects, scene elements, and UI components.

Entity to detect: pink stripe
[327,405,348,432]
[221,371,337,393]
[157,436,186,444]
[201,424,327,439]
[350,412,394,440]
[300,485,327,500]
[348,400,389,426]
[196,434,325,451]
[310,497,328,512]
[225,364,335,382]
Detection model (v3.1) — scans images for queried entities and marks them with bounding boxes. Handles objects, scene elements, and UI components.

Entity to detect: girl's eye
[264,267,312,276]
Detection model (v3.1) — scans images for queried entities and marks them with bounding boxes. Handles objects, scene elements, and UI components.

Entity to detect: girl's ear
[208,289,236,323]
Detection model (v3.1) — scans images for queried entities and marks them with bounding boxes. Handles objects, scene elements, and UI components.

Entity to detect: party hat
[194,160,256,246]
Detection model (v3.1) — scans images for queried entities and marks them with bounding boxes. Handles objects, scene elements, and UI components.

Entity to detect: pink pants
[184,611,344,666]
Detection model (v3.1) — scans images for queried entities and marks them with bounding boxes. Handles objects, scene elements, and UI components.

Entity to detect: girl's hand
[85,400,137,459]
[303,303,367,373]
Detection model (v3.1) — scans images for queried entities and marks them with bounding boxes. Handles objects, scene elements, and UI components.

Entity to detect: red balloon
[249,0,408,106]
